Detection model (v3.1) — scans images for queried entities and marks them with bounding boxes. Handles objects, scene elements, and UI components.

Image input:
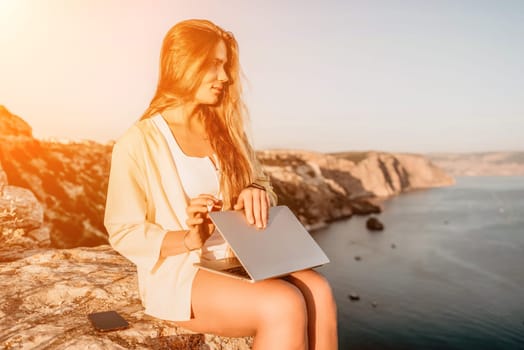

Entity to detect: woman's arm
[159,193,222,257]
[104,136,170,273]
[159,230,192,258]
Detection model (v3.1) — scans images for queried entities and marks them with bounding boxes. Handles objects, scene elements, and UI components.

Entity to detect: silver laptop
[193,205,330,282]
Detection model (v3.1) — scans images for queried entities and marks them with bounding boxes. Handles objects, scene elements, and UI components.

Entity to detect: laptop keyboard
[222,265,251,279]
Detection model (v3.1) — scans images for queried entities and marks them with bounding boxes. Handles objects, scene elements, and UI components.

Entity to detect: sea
[312,176,524,350]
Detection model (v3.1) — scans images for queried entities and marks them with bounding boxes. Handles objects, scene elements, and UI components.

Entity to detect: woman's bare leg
[174,269,308,350]
[284,269,338,350]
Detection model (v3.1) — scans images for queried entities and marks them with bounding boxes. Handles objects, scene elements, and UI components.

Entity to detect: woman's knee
[290,270,337,313]
[314,273,337,309]
[257,280,308,327]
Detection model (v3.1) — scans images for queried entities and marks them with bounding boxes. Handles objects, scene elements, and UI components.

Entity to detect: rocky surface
[0,245,253,350]
[0,106,113,247]
[427,151,524,176]
[1,153,50,252]
[0,184,49,248]
[0,136,112,248]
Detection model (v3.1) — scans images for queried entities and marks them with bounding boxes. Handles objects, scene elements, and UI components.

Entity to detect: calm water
[312,176,524,350]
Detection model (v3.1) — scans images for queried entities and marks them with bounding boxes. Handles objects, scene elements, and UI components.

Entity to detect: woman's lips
[212,87,223,94]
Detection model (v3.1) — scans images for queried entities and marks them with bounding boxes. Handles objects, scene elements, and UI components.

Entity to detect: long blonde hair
[140,19,276,209]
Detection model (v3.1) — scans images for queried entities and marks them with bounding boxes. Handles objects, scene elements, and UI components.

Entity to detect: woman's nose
[217,66,228,83]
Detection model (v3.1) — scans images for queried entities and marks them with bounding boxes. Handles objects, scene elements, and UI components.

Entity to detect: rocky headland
[427,152,524,176]
[0,105,454,349]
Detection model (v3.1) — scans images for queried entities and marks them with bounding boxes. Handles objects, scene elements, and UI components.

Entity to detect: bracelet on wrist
[183,230,194,252]
[247,182,266,191]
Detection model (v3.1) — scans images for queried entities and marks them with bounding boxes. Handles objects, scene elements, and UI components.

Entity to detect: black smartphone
[87,311,130,332]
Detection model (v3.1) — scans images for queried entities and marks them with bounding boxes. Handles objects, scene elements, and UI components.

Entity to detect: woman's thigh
[174,268,307,338]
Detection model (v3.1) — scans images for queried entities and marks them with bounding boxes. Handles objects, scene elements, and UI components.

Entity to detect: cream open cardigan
[104,115,276,321]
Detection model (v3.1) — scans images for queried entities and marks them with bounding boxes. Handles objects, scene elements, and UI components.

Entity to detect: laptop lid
[208,205,330,281]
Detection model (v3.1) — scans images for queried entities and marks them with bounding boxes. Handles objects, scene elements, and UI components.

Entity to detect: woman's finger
[243,190,254,225]
[234,195,244,211]
[189,196,218,212]
[186,217,204,226]
[197,193,219,200]
[260,191,268,228]
[191,195,218,207]
[251,189,262,228]
[186,205,208,217]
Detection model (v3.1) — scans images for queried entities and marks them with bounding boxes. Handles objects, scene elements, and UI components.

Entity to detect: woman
[104,19,337,350]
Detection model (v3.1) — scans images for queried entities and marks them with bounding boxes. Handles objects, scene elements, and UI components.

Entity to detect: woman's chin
[195,94,222,106]
[207,96,222,105]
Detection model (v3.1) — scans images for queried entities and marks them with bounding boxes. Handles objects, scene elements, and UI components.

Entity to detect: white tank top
[152,114,229,259]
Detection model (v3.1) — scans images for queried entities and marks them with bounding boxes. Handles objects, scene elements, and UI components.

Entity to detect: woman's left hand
[233,186,270,229]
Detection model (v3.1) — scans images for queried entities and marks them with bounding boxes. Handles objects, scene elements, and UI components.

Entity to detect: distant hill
[0,105,32,137]
[427,152,524,176]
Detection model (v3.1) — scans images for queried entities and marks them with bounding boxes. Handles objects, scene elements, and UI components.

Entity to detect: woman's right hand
[184,194,222,250]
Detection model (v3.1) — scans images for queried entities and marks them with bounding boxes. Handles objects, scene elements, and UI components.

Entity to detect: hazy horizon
[1,0,523,153]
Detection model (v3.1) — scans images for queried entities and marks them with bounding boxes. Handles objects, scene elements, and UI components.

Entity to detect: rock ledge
[0,246,253,350]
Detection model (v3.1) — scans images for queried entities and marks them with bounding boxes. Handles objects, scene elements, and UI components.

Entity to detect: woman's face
[194,40,229,105]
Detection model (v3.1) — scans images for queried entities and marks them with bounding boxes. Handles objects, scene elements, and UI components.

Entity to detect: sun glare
[0,0,21,23]
[0,0,13,14]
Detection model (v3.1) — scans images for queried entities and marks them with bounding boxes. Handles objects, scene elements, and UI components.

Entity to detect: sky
[0,0,523,153]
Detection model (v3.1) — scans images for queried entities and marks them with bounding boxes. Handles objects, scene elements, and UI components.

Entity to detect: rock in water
[366,217,384,231]
[348,293,360,301]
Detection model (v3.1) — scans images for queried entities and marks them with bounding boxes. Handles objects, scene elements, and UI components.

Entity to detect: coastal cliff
[257,149,453,229]
[0,105,454,349]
